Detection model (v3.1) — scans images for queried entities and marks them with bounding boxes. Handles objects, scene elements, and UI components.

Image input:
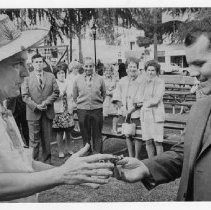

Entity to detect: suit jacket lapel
[31,71,39,90]
[31,71,43,91]
[186,97,211,171]
[197,132,211,160]
[42,71,47,89]
[197,99,211,159]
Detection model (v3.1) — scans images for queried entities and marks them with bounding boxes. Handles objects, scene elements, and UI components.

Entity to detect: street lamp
[91,23,97,71]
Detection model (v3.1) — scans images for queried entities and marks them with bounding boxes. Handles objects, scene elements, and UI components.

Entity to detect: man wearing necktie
[22,54,59,163]
[73,57,106,154]
[38,72,43,89]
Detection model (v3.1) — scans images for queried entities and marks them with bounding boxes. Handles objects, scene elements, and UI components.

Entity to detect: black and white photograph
[1,0,211,207]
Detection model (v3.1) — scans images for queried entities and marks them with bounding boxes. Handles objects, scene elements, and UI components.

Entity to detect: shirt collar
[35,71,43,77]
[84,72,96,79]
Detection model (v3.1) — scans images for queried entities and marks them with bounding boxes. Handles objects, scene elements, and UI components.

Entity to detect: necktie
[38,73,43,89]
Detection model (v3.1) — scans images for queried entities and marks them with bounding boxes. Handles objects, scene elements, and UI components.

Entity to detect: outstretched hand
[70,143,90,158]
[60,144,116,186]
[116,157,150,183]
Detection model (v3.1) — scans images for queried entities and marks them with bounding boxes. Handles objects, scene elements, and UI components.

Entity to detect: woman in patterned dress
[53,65,75,158]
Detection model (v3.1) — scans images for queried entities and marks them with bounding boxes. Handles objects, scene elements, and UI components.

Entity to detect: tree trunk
[153,8,158,61]
[69,32,73,62]
[153,33,158,61]
[76,11,83,63]
[78,33,83,63]
[69,26,73,62]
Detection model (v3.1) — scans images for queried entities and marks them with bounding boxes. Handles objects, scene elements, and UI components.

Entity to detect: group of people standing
[23,53,166,162]
[19,54,108,161]
[103,59,165,159]
[5,47,165,165]
[8,54,83,162]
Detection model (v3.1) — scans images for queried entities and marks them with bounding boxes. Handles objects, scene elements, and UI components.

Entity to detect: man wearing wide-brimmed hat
[0,14,116,202]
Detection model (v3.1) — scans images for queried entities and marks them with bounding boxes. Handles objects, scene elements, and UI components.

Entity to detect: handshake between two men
[67,143,150,187]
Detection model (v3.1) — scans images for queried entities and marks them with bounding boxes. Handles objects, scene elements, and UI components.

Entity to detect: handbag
[121,115,136,137]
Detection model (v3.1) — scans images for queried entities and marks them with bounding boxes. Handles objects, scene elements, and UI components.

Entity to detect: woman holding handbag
[113,59,145,159]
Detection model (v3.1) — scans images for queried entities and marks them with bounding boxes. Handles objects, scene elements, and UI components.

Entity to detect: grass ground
[39,109,184,202]
[38,135,180,202]
[39,177,179,202]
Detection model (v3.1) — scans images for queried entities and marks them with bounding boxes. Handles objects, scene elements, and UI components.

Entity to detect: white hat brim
[0,29,49,62]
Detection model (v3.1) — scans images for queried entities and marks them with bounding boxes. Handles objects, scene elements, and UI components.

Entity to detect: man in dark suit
[116,22,211,201]
[22,54,59,163]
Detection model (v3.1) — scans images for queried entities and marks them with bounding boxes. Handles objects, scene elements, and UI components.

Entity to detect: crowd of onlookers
[4,54,166,163]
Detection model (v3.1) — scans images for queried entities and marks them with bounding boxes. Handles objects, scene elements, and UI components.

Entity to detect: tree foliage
[60,9,97,62]
[0,8,97,62]
[173,8,211,43]
[1,8,210,61]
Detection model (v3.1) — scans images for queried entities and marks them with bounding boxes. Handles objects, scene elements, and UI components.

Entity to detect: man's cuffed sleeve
[142,142,184,188]
[142,173,156,190]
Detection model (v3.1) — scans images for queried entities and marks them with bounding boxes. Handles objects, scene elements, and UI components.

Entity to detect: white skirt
[141,109,164,142]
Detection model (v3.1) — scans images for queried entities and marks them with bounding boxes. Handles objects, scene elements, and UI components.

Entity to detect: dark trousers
[15,112,29,146]
[28,113,52,163]
[7,96,29,146]
[77,108,103,153]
